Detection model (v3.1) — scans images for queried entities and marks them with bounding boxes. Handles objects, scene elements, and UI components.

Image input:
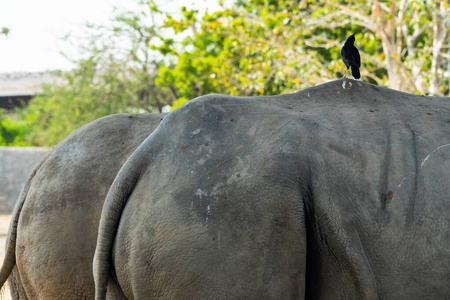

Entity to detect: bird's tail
[351,66,361,80]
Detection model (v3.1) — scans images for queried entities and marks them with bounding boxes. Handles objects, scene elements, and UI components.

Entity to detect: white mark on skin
[206,205,211,224]
[248,124,257,137]
[389,144,450,202]
[420,144,450,168]
[196,189,203,200]
[196,157,207,165]
[307,93,310,97]
[391,176,407,202]
[192,128,201,135]
[342,81,346,89]
[349,81,352,87]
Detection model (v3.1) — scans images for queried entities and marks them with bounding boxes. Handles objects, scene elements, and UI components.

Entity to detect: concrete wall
[0,147,48,214]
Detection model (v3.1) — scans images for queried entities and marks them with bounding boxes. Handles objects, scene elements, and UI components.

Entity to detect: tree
[315,0,449,96]
[155,0,449,101]
[16,0,173,146]
[153,0,375,108]
[155,1,340,108]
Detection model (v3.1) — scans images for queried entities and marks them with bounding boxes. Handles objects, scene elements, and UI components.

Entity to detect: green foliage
[0,110,30,146]
[1,27,9,36]
[154,0,448,99]
[19,69,140,146]
[152,0,375,99]
[9,0,173,146]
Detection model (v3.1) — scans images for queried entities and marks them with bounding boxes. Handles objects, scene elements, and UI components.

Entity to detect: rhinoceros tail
[94,149,147,300]
[0,152,50,294]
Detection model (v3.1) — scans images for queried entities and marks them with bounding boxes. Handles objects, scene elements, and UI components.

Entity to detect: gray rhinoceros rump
[0,113,165,299]
[95,79,450,299]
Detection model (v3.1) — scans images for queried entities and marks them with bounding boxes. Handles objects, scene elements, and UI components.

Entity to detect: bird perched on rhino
[341,33,361,80]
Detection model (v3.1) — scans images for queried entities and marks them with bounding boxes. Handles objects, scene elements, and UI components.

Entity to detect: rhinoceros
[0,113,165,299]
[94,80,450,299]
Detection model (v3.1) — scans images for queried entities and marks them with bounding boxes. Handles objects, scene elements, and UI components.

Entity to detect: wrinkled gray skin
[95,79,450,300]
[0,113,165,299]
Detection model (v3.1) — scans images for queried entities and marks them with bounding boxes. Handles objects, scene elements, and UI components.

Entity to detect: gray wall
[0,147,48,214]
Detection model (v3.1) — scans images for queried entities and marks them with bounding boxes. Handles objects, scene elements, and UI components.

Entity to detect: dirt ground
[0,214,12,300]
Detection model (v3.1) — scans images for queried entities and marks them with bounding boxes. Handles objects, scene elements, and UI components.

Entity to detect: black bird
[341,33,361,79]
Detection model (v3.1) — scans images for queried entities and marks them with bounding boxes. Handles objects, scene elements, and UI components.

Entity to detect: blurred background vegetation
[1,0,449,146]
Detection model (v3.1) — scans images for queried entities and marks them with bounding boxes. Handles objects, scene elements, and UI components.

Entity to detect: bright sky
[0,0,225,73]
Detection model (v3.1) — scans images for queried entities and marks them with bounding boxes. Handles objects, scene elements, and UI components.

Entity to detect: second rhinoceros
[0,113,165,299]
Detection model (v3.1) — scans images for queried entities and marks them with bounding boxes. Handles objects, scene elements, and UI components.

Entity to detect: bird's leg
[343,68,348,78]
